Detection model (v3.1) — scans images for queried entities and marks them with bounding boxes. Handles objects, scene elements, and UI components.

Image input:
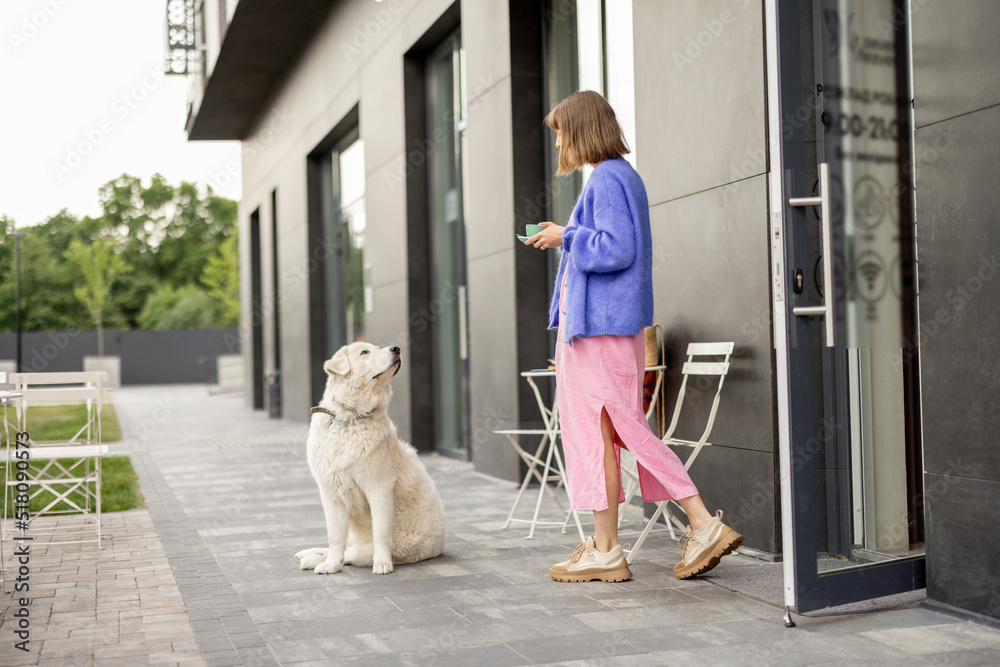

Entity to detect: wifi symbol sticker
[856,251,887,303]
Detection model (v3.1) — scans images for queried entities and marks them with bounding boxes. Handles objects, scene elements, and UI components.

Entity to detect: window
[545,0,637,199]
[338,138,368,342]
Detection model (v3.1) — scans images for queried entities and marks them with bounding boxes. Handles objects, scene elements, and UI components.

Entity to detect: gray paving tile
[266,634,392,663]
[196,638,237,653]
[581,585,706,610]
[247,596,400,625]
[330,572,513,599]
[374,608,595,654]
[344,642,529,667]
[201,651,243,667]
[383,588,495,612]
[509,623,737,663]
[809,657,941,667]
[858,622,1000,655]
[228,632,269,649]
[256,607,464,642]
[652,633,908,666]
[573,598,774,633]
[919,648,1000,666]
[234,588,336,610]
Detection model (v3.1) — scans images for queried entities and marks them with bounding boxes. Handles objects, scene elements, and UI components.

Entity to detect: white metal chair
[3,372,110,548]
[0,371,15,592]
[619,342,734,563]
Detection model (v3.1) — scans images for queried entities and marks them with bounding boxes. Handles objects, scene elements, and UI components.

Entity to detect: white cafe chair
[619,342,734,564]
[3,372,110,548]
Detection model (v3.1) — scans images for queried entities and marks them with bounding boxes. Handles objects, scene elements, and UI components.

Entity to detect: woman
[527,90,742,582]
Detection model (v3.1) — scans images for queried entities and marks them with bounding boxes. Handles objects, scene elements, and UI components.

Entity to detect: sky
[1,0,241,228]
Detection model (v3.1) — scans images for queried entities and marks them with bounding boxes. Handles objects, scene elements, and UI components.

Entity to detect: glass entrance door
[426,32,471,456]
[768,0,925,614]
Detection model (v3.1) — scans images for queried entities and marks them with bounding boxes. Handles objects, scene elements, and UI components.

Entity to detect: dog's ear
[324,348,351,376]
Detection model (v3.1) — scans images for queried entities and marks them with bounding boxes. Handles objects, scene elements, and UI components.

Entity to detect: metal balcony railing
[165,0,197,75]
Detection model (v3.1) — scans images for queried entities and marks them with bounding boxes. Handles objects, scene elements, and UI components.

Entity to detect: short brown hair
[544,90,630,176]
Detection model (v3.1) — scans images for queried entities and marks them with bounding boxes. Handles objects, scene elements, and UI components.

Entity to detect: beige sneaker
[674,510,743,579]
[550,536,633,583]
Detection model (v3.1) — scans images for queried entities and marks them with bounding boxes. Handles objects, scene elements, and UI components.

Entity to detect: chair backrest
[662,342,734,467]
[12,371,108,386]
[11,371,108,444]
[12,372,106,405]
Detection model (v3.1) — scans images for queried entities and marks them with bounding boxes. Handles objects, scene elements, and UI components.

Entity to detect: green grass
[2,403,144,518]
[18,403,123,443]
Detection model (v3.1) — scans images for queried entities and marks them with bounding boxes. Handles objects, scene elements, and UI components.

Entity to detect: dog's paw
[295,547,325,564]
[297,550,328,571]
[315,558,345,575]
[372,559,394,575]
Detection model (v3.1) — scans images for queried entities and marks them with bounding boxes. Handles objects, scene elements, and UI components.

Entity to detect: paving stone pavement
[2,384,999,665]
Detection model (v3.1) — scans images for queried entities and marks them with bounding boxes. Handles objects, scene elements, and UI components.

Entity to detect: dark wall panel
[925,474,1000,619]
[912,0,1000,128]
[915,107,1000,484]
[913,0,1000,621]
[665,445,779,553]
[649,177,777,456]
[0,330,239,384]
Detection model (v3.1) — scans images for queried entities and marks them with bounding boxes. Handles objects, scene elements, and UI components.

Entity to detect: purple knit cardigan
[548,156,654,342]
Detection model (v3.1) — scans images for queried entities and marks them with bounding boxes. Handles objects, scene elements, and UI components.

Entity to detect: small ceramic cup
[525,224,545,237]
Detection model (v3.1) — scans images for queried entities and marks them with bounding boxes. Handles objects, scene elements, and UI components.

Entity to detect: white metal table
[496,364,667,540]
[495,369,584,540]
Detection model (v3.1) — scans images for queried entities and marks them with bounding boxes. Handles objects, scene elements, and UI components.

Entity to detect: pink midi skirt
[555,279,699,511]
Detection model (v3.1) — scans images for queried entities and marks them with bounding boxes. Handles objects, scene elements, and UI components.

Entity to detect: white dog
[295,342,446,575]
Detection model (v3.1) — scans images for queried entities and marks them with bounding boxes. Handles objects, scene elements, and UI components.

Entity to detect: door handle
[789,162,834,347]
[458,285,468,361]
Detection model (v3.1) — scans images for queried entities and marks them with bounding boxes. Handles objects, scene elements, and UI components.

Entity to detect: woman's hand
[528,221,564,249]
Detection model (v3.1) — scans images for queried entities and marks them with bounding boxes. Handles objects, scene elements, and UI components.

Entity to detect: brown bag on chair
[644,326,660,367]
[642,325,666,437]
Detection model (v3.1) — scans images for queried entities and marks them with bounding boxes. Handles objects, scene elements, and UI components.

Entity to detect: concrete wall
[0,330,239,385]
[460,0,521,477]
[632,0,779,553]
[912,0,1000,622]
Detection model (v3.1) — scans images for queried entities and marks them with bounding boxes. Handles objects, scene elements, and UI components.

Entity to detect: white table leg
[502,433,549,529]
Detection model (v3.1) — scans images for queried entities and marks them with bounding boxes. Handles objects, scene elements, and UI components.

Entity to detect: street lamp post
[14,232,23,373]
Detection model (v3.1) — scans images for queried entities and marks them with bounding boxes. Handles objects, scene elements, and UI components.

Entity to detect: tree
[96,174,237,327]
[201,233,240,328]
[0,214,93,332]
[138,284,218,330]
[0,174,238,334]
[64,238,132,356]
[0,217,16,330]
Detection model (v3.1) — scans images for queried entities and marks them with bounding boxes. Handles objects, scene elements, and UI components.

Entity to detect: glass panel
[545,0,582,227]
[576,0,604,94]
[338,138,366,342]
[427,35,469,454]
[320,156,344,358]
[576,0,602,184]
[604,0,637,167]
[815,0,921,574]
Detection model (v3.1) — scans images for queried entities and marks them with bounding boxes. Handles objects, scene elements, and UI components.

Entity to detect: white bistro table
[495,364,667,540]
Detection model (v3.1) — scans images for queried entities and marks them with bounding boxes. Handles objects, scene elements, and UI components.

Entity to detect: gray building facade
[181,0,1000,621]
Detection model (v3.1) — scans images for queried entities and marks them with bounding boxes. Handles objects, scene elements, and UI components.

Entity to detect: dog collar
[310,405,375,420]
